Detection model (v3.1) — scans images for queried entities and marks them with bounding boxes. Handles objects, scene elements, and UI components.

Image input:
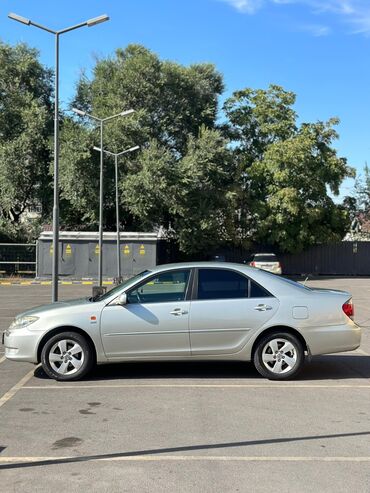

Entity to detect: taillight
[342,299,354,320]
[250,261,256,267]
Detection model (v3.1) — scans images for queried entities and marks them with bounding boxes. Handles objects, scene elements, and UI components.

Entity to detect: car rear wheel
[41,331,94,381]
[253,332,304,380]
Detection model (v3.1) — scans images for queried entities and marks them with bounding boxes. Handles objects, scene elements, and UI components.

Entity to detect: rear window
[260,270,312,291]
[253,255,278,262]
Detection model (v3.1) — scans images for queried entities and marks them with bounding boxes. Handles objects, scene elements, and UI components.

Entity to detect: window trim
[125,267,194,305]
[193,267,274,301]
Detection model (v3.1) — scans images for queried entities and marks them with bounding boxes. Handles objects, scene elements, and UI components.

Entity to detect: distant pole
[114,154,121,281]
[8,12,110,302]
[73,109,135,286]
[99,121,104,285]
[93,145,140,283]
[53,32,60,303]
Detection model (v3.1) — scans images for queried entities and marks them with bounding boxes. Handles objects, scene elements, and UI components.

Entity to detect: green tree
[171,127,235,254]
[354,163,370,213]
[224,85,354,252]
[248,120,353,251]
[60,44,228,249]
[0,42,53,239]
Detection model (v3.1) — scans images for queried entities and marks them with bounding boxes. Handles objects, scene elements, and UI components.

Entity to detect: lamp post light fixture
[93,145,140,283]
[73,108,135,287]
[8,12,110,303]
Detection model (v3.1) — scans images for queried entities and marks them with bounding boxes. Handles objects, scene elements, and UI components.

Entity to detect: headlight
[9,316,39,330]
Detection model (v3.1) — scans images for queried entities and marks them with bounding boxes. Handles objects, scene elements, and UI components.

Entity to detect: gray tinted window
[198,269,248,300]
[250,280,273,298]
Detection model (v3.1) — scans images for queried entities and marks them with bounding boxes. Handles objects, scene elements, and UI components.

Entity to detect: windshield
[93,270,151,302]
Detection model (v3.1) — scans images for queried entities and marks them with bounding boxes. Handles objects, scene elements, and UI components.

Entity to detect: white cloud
[222,0,265,14]
[300,24,332,36]
[221,0,370,35]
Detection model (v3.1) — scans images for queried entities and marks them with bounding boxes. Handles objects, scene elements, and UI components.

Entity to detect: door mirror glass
[116,293,127,306]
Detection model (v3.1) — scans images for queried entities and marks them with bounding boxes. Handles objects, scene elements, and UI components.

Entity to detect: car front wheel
[41,331,94,381]
[253,332,304,380]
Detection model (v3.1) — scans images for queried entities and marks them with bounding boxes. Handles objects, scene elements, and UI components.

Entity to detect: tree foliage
[224,86,354,252]
[0,41,354,254]
[0,42,53,239]
[60,45,231,253]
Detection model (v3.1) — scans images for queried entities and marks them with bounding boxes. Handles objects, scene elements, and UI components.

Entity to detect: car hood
[15,297,93,319]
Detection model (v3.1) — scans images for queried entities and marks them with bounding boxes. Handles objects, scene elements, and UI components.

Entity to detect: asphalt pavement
[0,279,369,492]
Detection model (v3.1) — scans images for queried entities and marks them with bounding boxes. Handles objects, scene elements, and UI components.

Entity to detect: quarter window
[197,269,248,300]
[250,280,272,298]
[127,270,190,304]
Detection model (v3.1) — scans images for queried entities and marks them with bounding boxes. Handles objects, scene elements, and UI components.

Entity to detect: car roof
[151,261,248,271]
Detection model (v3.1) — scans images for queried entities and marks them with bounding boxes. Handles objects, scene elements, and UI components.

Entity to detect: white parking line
[0,355,6,364]
[0,455,370,464]
[22,383,370,390]
[0,368,36,409]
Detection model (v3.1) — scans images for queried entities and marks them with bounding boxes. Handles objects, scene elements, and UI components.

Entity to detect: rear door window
[197,269,248,300]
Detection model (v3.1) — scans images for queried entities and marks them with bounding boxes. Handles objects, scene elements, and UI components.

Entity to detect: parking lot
[0,279,369,492]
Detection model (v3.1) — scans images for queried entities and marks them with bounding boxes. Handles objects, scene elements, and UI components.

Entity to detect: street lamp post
[93,145,140,282]
[73,109,135,286]
[8,12,109,303]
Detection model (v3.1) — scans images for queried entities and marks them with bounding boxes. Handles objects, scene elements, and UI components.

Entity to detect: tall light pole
[73,109,135,287]
[93,145,140,282]
[8,12,110,303]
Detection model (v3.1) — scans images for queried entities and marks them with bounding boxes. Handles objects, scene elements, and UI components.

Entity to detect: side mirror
[116,293,127,306]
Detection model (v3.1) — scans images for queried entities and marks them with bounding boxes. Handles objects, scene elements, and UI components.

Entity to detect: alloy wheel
[48,339,85,376]
[261,338,298,374]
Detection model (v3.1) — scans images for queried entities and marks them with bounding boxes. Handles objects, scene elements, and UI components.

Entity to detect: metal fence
[0,243,37,277]
[158,240,370,276]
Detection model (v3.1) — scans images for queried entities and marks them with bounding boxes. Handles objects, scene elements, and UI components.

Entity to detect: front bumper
[2,327,41,363]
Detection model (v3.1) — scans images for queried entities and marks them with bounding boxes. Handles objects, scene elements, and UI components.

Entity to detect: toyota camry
[3,262,361,381]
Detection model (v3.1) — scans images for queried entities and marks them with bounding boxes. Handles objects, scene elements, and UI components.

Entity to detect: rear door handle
[254,304,272,312]
[170,308,188,316]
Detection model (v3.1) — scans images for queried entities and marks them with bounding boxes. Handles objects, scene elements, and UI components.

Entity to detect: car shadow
[34,354,370,381]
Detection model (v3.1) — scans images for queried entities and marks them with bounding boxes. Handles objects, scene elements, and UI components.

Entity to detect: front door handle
[254,304,273,312]
[170,308,188,316]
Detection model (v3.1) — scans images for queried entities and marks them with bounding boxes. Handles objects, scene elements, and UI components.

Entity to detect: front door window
[127,270,191,304]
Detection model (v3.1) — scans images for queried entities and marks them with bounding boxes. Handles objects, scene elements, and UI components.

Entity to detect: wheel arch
[37,326,97,363]
[251,325,309,358]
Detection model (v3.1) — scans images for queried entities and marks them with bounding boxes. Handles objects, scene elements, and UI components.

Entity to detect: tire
[253,332,305,380]
[41,331,95,381]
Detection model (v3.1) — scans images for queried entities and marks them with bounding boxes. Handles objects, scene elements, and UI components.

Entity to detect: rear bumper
[302,321,362,356]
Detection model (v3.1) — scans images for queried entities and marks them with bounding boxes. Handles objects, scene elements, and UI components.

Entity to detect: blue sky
[2,0,370,198]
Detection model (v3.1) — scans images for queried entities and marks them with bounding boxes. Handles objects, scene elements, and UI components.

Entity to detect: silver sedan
[3,262,361,381]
